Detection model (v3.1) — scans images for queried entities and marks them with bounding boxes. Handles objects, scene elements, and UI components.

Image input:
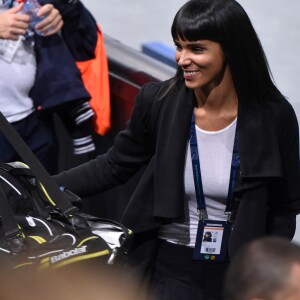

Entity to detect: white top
[0,3,36,123]
[159,118,237,247]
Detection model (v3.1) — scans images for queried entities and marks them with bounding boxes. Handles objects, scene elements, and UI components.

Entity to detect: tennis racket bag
[0,112,132,270]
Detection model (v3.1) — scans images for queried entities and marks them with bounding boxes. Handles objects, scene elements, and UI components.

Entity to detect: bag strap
[0,112,78,219]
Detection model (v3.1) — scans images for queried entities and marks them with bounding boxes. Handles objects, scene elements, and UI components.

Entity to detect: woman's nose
[176,50,191,66]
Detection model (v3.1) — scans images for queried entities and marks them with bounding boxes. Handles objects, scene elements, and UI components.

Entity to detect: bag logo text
[50,246,87,263]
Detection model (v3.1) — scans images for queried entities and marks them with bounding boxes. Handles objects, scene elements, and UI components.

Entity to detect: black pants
[151,240,229,300]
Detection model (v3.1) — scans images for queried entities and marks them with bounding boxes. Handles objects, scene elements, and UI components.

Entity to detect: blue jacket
[29,0,98,155]
[40,0,98,61]
[30,33,91,110]
[30,0,99,109]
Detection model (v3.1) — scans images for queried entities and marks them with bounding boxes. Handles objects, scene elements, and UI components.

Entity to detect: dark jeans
[0,112,58,175]
[151,240,229,300]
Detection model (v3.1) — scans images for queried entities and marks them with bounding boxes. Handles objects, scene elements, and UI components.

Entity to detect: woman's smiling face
[174,38,228,94]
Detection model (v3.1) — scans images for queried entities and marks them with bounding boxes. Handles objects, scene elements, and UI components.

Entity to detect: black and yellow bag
[0,112,132,270]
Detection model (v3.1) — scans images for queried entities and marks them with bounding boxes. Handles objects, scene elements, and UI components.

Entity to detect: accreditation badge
[193,220,232,261]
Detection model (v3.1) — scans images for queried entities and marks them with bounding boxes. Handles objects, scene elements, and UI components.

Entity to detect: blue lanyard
[189,113,239,220]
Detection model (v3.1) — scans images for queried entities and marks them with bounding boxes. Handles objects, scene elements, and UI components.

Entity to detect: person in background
[53,0,300,299]
[0,0,95,175]
[223,237,300,300]
[0,265,154,300]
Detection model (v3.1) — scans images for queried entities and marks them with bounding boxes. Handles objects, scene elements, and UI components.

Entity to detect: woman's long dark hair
[167,0,284,104]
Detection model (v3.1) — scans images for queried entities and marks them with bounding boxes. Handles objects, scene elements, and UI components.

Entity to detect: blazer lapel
[153,84,194,218]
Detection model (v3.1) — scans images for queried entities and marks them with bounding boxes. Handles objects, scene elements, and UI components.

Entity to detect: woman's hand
[0,4,30,40]
[34,4,64,36]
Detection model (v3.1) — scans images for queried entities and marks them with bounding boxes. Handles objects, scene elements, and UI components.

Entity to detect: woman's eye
[192,46,204,53]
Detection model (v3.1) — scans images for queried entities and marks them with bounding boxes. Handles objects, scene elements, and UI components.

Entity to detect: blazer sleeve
[53,82,161,197]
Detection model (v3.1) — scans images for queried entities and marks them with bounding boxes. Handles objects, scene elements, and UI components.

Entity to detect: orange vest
[76,25,111,135]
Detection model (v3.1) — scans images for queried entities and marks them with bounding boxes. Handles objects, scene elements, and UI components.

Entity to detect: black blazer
[55,79,300,255]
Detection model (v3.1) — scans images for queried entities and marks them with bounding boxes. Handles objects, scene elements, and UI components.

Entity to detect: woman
[54,0,300,299]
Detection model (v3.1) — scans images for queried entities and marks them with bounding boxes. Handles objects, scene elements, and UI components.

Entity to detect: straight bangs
[171,2,222,43]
